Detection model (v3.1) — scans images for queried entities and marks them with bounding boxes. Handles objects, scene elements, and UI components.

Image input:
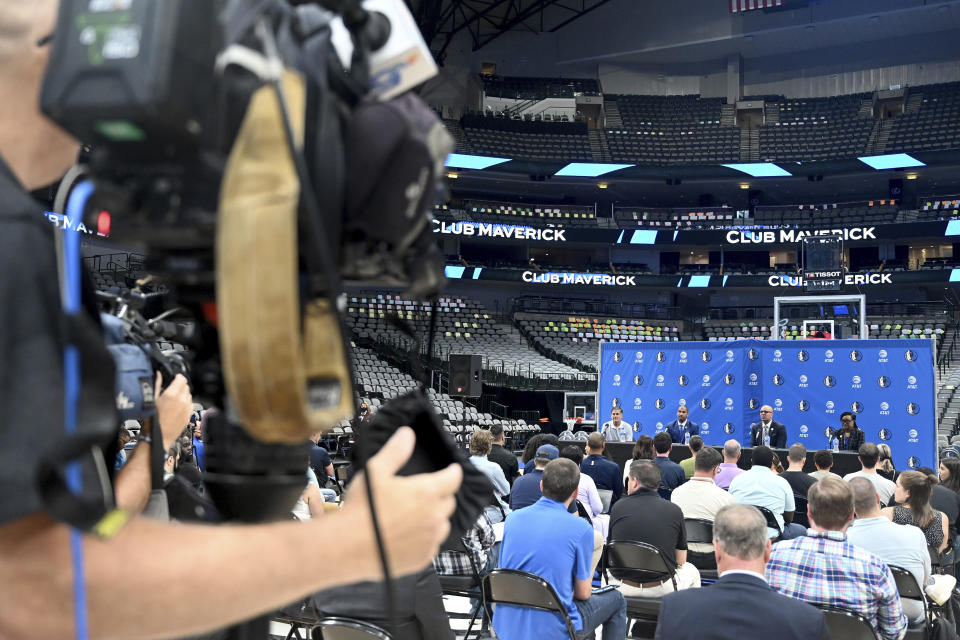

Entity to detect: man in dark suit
[750,405,787,448]
[654,504,830,640]
[665,405,699,444]
[828,412,865,451]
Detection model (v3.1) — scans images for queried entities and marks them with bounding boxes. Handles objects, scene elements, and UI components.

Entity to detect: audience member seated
[469,429,511,523]
[728,446,805,540]
[844,442,897,506]
[877,443,898,483]
[495,458,627,640]
[622,435,655,486]
[679,436,703,480]
[670,447,735,571]
[521,434,560,475]
[561,445,609,540]
[809,449,837,481]
[653,504,828,640]
[608,460,700,596]
[488,424,519,486]
[308,431,338,503]
[653,432,686,499]
[581,433,623,506]
[510,444,556,510]
[779,443,817,498]
[847,477,931,626]
[291,467,329,521]
[766,476,907,640]
[881,470,948,553]
[932,461,960,560]
[714,439,744,490]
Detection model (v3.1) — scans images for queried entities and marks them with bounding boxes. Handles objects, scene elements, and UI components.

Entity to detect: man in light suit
[750,405,787,448]
[654,504,830,640]
[665,405,699,444]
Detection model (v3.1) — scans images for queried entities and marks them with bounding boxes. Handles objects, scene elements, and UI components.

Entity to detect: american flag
[730,0,783,12]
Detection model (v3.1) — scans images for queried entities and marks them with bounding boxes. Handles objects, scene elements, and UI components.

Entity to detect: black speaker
[449,354,483,397]
[889,179,903,198]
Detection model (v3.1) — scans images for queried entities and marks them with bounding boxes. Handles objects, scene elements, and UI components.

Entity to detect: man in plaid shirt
[766,476,907,640]
[433,510,497,577]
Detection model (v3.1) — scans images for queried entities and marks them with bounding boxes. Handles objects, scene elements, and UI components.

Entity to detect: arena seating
[918,196,960,221]
[752,200,901,228]
[885,82,960,153]
[605,94,740,165]
[460,114,592,161]
[703,317,947,343]
[613,206,742,230]
[758,93,874,162]
[346,292,588,377]
[436,201,600,228]
[516,313,682,371]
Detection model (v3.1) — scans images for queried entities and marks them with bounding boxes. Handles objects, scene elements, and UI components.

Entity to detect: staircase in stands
[603,99,623,129]
[588,129,611,162]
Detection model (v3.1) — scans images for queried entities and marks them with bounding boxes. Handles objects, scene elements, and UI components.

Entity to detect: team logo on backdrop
[851,401,863,414]
[823,426,833,439]
[634,422,642,432]
[656,351,666,362]
[797,350,809,362]
[905,350,918,362]
[724,373,735,385]
[678,375,689,386]
[773,374,784,385]
[798,400,810,412]
[850,350,862,362]
[774,399,783,408]
[633,375,644,386]
[825,350,834,359]
[749,398,760,410]
[878,376,891,388]
[701,351,712,362]
[613,352,623,362]
[824,375,836,387]
[908,457,921,469]
[724,423,736,434]
[655,398,665,409]
[700,399,711,409]
[612,398,621,408]
[748,348,759,360]
[907,402,920,415]
[880,402,890,412]
[879,428,892,441]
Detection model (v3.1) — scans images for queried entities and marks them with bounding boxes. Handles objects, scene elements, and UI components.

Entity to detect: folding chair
[754,506,783,540]
[792,494,810,528]
[814,605,882,640]
[481,569,578,640]
[312,617,392,640]
[889,565,930,640]
[604,540,672,633]
[597,489,613,515]
[682,519,718,582]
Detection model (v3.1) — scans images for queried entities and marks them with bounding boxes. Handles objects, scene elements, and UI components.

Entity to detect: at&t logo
[799,374,808,388]
[774,399,783,409]
[880,402,890,415]
[748,373,758,385]
[907,375,918,389]
[679,351,688,362]
[613,374,622,386]
[825,350,834,360]
[725,350,735,361]
[852,375,861,389]
[656,374,665,387]
[678,398,688,406]
[655,422,665,432]
[725,397,734,408]
[800,425,809,437]
[702,374,711,385]
[701,421,710,433]
[825,400,836,414]
[908,428,919,440]
[634,398,642,409]
[878,349,888,362]
[773,349,782,361]
[635,352,645,363]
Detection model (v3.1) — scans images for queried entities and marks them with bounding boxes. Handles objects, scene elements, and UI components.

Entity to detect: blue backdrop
[598,340,937,471]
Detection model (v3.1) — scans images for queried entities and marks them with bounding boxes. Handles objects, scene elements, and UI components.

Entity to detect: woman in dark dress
[882,470,948,552]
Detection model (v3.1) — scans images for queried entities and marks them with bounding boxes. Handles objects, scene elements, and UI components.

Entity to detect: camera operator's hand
[155,372,193,451]
[341,426,462,578]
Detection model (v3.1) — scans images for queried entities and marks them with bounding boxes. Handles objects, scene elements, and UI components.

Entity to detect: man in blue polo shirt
[581,433,623,507]
[510,444,557,510]
[495,458,627,640]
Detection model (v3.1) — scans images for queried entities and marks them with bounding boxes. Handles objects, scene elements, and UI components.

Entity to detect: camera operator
[0,3,462,639]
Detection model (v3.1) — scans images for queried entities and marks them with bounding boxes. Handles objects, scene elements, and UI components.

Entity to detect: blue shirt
[495,497,594,638]
[193,438,206,473]
[653,456,686,500]
[310,442,333,479]
[509,469,544,510]
[581,454,623,502]
[728,466,795,538]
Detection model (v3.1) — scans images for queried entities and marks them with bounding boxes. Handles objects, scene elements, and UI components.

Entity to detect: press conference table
[560,440,863,477]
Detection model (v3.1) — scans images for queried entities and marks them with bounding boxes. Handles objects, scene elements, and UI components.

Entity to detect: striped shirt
[766,530,907,640]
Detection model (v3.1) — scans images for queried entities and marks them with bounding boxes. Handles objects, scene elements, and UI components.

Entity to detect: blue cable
[64,180,95,640]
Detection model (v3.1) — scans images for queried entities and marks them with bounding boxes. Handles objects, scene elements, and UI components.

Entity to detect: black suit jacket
[829,426,865,451]
[750,420,787,448]
[654,573,830,640]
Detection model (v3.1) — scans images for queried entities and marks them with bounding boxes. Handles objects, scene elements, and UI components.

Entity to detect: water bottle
[684,430,691,445]
[832,436,840,453]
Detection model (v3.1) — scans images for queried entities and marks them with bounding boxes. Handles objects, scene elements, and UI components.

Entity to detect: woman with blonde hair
[877,443,897,482]
[882,470,949,552]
